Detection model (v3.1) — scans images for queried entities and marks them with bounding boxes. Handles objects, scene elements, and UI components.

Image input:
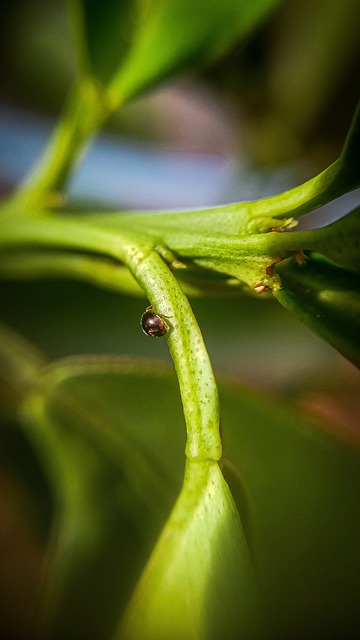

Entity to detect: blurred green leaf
[69,0,283,106]
[68,0,136,84]
[21,356,185,640]
[17,356,360,638]
[305,207,360,275]
[274,252,360,367]
[221,378,360,638]
[336,98,360,194]
[249,0,360,164]
[120,459,264,640]
[0,422,51,640]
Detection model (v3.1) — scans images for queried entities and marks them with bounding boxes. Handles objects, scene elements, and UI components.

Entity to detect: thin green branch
[81,100,360,229]
[0,250,144,297]
[13,80,111,210]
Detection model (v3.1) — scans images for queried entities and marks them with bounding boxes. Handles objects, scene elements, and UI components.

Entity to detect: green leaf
[21,356,186,640]
[303,207,360,275]
[274,252,360,368]
[119,459,264,640]
[13,0,283,207]
[69,0,283,106]
[220,379,360,638]
[68,0,138,85]
[18,356,360,639]
[336,98,360,194]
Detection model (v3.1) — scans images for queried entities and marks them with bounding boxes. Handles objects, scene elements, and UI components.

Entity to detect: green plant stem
[1,207,359,295]
[1,207,357,460]
[0,250,144,296]
[0,215,136,257]
[0,214,221,460]
[125,248,221,462]
[13,80,111,209]
[0,211,342,258]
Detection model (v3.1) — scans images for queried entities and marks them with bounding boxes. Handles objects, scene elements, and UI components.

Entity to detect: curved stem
[124,247,221,462]
[0,214,221,460]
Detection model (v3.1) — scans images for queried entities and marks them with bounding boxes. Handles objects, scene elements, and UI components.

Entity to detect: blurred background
[1,0,359,426]
[1,0,360,206]
[1,3,360,638]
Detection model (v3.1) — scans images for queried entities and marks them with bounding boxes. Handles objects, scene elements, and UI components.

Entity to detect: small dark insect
[141,306,169,338]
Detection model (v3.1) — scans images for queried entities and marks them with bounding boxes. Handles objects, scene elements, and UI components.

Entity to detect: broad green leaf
[17,356,360,639]
[68,0,137,84]
[20,356,185,640]
[274,252,360,368]
[119,459,264,640]
[69,0,283,106]
[338,98,360,193]
[220,379,360,639]
[302,206,360,275]
[13,0,284,207]
[0,417,51,639]
[251,1,360,164]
